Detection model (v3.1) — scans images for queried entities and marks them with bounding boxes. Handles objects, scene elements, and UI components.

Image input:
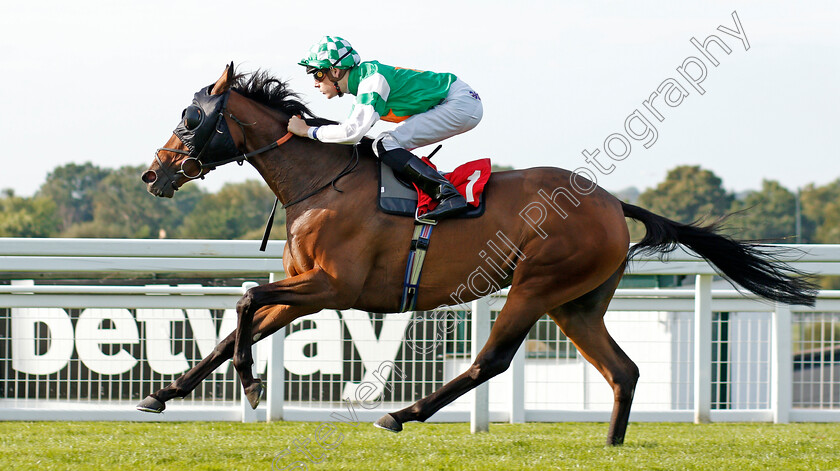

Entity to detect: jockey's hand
[288,116,309,137]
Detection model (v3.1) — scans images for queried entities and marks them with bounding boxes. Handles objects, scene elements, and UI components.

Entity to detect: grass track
[1,421,838,470]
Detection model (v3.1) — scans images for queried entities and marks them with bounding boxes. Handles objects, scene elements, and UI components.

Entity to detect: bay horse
[139,64,816,445]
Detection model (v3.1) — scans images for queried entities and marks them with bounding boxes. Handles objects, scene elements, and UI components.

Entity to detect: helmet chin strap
[331,68,349,97]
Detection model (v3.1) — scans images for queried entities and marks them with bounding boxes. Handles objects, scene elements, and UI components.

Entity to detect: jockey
[288,35,483,221]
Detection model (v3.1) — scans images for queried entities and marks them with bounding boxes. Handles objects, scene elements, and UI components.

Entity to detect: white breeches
[373,79,483,155]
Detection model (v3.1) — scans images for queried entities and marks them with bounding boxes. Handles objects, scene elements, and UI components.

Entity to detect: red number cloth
[415,158,491,216]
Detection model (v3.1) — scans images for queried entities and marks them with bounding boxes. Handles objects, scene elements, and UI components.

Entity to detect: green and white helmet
[298,36,361,71]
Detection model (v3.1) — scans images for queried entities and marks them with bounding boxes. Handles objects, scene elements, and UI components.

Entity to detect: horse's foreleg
[136,304,313,413]
[233,268,343,409]
[136,329,237,413]
[376,296,540,432]
[233,295,262,408]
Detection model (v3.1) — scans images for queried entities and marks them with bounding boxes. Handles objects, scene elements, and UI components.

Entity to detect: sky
[1,0,838,198]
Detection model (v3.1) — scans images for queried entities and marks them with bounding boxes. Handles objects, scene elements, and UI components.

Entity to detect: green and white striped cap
[298,36,361,71]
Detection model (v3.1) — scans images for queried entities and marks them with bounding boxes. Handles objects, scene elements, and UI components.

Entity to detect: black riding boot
[380,147,468,221]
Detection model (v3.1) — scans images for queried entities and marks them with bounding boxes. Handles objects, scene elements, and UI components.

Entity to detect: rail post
[266,272,286,422]
[471,296,491,433]
[772,302,792,423]
[509,341,525,423]
[694,274,712,424]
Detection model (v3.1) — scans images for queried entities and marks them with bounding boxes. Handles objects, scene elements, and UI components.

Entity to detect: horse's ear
[210,62,235,95]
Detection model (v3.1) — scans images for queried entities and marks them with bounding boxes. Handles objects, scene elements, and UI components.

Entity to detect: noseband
[155,85,293,186]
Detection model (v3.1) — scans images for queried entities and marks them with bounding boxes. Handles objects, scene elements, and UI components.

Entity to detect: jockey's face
[313,68,342,99]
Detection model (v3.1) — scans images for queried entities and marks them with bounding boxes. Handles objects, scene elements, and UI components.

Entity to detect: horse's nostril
[141,170,157,184]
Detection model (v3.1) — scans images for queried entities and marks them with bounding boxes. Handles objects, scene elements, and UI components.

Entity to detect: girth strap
[399,223,435,312]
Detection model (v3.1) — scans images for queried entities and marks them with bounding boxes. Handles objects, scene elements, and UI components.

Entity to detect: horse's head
[142,63,241,198]
[143,64,348,203]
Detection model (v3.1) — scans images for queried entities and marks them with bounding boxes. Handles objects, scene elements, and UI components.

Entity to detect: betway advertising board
[1,306,445,402]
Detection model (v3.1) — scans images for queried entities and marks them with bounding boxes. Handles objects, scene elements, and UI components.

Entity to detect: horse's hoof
[136,395,165,413]
[373,413,403,433]
[245,380,263,409]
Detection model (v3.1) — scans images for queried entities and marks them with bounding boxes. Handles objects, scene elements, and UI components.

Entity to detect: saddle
[378,155,490,311]
[377,158,488,219]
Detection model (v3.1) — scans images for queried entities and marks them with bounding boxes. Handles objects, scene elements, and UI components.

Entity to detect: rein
[219,110,359,211]
[223,111,359,210]
[212,112,295,169]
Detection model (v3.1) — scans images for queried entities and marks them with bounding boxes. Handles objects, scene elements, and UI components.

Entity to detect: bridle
[154,85,293,187]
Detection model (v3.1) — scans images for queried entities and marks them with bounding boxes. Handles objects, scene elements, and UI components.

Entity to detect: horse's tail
[621,201,818,306]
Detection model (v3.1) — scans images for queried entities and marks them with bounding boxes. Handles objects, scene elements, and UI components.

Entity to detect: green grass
[1,421,838,470]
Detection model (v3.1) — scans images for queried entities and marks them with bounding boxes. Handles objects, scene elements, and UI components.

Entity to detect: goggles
[310,68,329,83]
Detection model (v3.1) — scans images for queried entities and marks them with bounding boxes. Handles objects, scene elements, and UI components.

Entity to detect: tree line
[0,163,282,240]
[620,165,839,244]
[1,162,838,245]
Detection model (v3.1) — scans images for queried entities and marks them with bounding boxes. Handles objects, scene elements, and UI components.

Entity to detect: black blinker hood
[172,85,240,166]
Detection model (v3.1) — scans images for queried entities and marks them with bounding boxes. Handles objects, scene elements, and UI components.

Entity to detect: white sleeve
[312,104,380,144]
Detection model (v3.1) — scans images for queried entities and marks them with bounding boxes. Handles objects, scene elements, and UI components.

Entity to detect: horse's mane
[230,68,376,160]
[231,70,337,127]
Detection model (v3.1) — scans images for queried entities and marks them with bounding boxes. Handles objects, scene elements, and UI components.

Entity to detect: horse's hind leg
[375,294,542,432]
[548,266,639,446]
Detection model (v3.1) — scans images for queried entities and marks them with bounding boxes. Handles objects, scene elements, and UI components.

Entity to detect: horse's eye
[182,106,203,130]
